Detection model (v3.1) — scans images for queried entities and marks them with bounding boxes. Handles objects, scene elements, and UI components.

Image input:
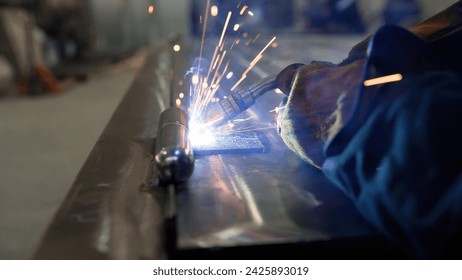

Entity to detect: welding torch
[202,64,303,127]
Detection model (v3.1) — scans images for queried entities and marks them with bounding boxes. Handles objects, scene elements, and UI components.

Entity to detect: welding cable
[203,74,279,127]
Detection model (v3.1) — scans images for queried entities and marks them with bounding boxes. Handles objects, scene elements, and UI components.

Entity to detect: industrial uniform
[276,2,462,258]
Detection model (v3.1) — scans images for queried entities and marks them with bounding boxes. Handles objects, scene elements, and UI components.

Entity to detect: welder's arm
[275,60,363,168]
[274,2,462,258]
[275,1,462,168]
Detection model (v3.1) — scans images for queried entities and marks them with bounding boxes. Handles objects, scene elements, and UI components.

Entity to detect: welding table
[33,35,404,259]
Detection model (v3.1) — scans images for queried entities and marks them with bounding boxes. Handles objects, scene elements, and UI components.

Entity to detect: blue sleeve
[322,72,462,258]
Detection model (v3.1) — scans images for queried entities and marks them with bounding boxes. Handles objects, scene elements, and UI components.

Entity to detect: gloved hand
[275,60,364,168]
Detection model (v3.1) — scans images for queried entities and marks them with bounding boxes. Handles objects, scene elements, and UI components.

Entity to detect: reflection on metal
[233,168,265,226]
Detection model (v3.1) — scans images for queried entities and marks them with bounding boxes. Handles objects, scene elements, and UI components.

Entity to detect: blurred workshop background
[0,0,458,259]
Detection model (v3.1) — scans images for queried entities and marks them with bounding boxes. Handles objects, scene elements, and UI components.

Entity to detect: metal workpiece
[193,132,266,156]
[32,43,187,260]
[33,36,403,260]
[203,74,277,127]
[155,107,194,183]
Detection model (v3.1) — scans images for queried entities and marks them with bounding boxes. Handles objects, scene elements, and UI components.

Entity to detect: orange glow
[148,5,154,14]
[243,32,248,38]
[211,5,218,17]
[230,37,276,91]
[218,12,232,47]
[176,98,181,107]
[271,42,278,48]
[364,73,403,87]
[239,5,248,15]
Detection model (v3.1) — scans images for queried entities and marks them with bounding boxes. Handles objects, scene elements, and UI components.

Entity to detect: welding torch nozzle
[203,74,278,127]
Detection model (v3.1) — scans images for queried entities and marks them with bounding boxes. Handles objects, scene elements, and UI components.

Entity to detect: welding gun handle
[230,74,278,113]
[240,74,278,99]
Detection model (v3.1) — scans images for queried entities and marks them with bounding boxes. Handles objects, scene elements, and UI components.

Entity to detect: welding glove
[275,59,364,169]
[275,2,462,258]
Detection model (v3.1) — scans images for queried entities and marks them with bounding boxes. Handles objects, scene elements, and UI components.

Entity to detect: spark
[230,34,240,49]
[198,0,211,78]
[239,5,248,15]
[218,12,232,48]
[176,98,181,107]
[230,37,276,91]
[148,5,154,14]
[173,44,180,52]
[233,117,252,123]
[275,88,283,94]
[179,92,184,99]
[271,42,278,48]
[192,75,199,85]
[248,11,254,16]
[269,106,286,113]
[364,73,403,87]
[211,5,218,17]
[250,36,276,66]
[231,75,247,91]
[188,7,281,142]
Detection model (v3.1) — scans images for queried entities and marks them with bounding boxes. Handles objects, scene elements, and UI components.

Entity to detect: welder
[274,2,462,258]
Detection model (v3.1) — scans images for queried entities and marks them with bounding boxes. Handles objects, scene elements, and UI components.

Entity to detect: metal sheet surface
[33,35,404,259]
